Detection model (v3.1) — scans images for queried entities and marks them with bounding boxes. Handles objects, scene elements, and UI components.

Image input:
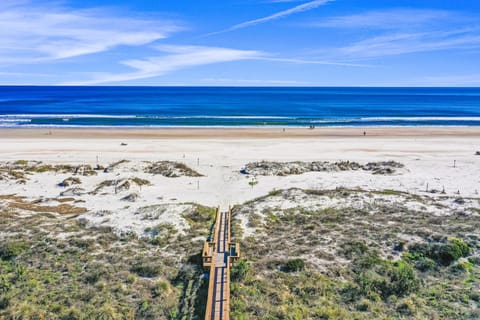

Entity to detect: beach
[3,0,480,316]
[1,127,479,208]
[2,127,480,318]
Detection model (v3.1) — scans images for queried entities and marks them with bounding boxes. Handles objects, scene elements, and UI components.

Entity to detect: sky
[0,0,480,86]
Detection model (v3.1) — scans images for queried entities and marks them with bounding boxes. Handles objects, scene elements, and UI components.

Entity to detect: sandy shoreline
[1,126,480,139]
[1,126,479,206]
[1,125,479,240]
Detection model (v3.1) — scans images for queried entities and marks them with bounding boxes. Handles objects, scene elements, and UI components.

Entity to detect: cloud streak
[66,45,263,85]
[66,44,366,85]
[303,8,480,60]
[0,1,182,64]
[257,57,371,67]
[207,0,334,36]
[311,9,454,29]
[338,29,480,58]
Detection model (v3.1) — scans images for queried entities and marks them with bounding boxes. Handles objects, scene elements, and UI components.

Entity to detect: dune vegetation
[0,198,216,320]
[230,188,480,319]
[1,160,479,319]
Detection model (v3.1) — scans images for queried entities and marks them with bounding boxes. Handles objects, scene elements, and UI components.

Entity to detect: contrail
[205,0,335,36]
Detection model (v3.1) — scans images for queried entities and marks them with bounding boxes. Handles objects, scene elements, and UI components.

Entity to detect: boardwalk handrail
[203,207,220,320]
[204,257,216,319]
[203,206,239,320]
[213,206,221,243]
[227,206,231,244]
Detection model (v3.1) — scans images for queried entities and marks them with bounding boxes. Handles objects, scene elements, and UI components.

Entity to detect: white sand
[1,128,479,236]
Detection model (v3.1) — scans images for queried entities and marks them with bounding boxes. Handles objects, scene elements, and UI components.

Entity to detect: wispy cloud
[206,0,334,36]
[257,57,371,67]
[338,29,480,58]
[0,1,182,64]
[311,9,454,29]
[304,8,480,60]
[66,44,366,85]
[66,45,263,85]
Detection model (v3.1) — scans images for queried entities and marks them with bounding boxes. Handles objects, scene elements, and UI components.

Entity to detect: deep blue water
[1,86,480,127]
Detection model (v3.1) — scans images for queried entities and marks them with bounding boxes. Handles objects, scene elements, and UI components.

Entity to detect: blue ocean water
[0,86,480,127]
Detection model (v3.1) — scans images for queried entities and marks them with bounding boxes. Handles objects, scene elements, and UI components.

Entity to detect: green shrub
[150,237,168,247]
[436,243,463,266]
[406,243,431,258]
[341,283,362,303]
[0,295,9,310]
[468,256,480,266]
[355,299,372,311]
[341,241,369,260]
[356,259,419,300]
[396,297,417,315]
[450,260,474,274]
[248,180,258,187]
[409,238,471,266]
[450,238,470,256]
[186,205,215,224]
[0,241,29,260]
[0,275,10,294]
[387,261,420,297]
[175,263,196,282]
[69,238,94,250]
[83,266,107,284]
[152,280,170,297]
[231,260,250,281]
[131,263,161,278]
[414,257,436,272]
[284,258,305,272]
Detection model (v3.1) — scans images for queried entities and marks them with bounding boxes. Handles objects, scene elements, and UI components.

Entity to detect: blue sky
[0,0,479,86]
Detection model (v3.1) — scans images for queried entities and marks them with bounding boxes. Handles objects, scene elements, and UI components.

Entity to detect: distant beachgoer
[363,131,366,136]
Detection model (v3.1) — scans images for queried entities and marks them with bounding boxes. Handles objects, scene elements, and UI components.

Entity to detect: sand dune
[1,127,479,236]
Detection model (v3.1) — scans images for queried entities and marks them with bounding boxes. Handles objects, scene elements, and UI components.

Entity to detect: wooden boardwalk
[202,208,240,320]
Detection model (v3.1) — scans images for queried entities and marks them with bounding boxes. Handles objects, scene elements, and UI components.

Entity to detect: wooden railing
[203,206,239,320]
[204,258,217,319]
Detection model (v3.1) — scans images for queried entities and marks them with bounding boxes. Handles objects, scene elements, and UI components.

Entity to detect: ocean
[1,86,480,127]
